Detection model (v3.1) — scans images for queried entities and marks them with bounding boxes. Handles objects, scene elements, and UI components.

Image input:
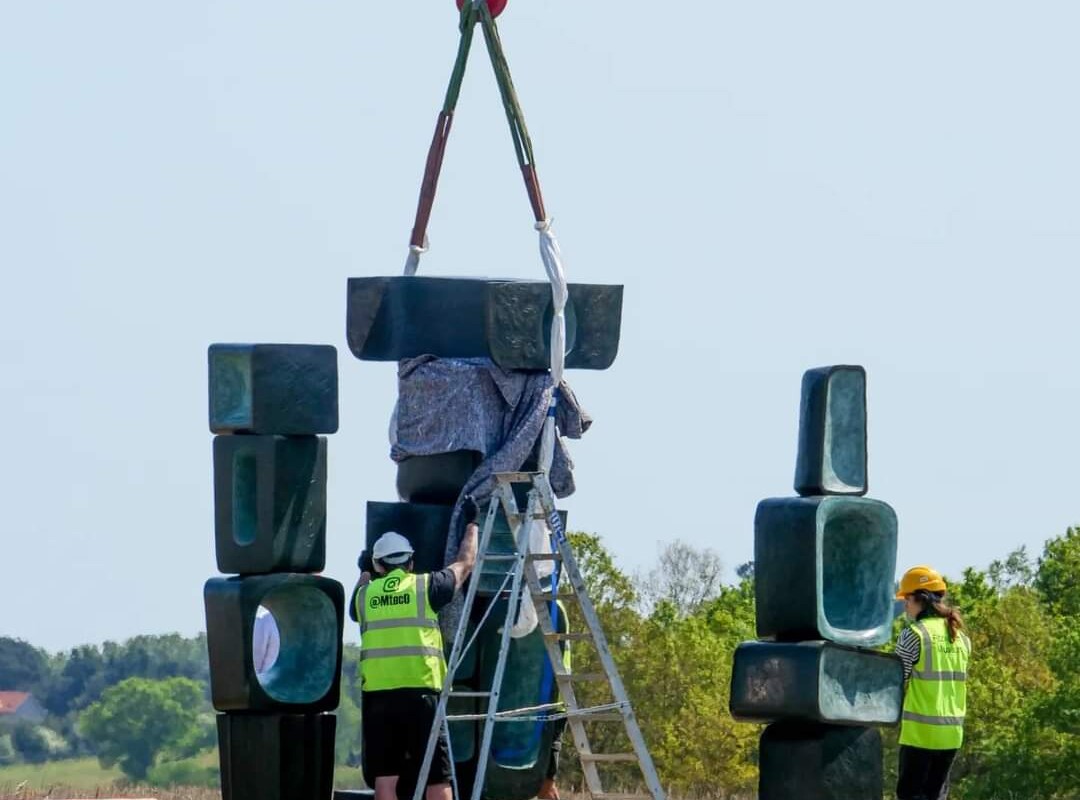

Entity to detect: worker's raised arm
[348,550,374,623]
[448,496,480,590]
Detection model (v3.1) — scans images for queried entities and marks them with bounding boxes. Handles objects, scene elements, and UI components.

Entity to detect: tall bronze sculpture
[205,344,345,800]
[730,365,905,799]
[347,275,623,800]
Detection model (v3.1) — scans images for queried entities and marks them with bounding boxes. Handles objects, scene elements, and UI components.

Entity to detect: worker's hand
[357,550,374,573]
[358,571,372,588]
[463,495,480,526]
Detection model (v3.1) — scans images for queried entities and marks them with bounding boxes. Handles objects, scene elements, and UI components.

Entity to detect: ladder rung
[482,554,519,562]
[495,471,541,484]
[527,553,562,562]
[557,672,606,682]
[534,592,574,602]
[592,794,651,800]
[543,632,592,641]
[579,753,638,763]
[450,691,492,698]
[571,712,625,722]
[508,512,549,522]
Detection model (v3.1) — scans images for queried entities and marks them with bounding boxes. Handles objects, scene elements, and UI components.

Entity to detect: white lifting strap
[536,217,567,475]
[403,235,428,277]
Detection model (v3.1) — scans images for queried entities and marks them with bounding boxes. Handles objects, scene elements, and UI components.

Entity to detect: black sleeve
[348,580,363,623]
[427,568,459,613]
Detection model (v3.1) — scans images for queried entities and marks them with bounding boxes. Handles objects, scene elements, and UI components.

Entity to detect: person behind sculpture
[894,565,971,800]
[355,497,480,800]
[538,599,571,800]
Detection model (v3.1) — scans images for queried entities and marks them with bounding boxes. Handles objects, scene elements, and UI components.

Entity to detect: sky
[2,2,1078,653]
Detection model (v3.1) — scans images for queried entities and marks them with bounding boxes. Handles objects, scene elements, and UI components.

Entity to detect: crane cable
[402,0,567,478]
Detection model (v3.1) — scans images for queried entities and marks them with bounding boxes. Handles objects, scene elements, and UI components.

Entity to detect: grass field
[0,758,368,799]
[0,757,123,792]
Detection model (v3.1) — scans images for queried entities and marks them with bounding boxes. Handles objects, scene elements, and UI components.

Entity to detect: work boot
[537,778,560,800]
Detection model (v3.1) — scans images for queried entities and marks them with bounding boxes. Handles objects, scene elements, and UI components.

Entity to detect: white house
[0,691,47,725]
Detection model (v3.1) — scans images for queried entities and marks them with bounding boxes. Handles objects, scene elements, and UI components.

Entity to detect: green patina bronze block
[759,722,882,800]
[396,450,482,505]
[365,501,454,576]
[209,343,338,435]
[794,365,867,497]
[204,574,344,712]
[730,641,903,725]
[213,435,327,575]
[755,496,897,646]
[346,277,623,370]
[217,712,335,800]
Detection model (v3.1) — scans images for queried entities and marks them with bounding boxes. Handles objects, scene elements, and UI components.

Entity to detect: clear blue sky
[2,2,1078,652]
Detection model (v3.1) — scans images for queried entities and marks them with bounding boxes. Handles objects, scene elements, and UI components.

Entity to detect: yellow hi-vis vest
[357,569,446,692]
[554,600,571,709]
[900,616,971,750]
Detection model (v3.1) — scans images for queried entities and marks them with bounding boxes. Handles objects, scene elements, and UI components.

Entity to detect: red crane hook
[455,0,507,18]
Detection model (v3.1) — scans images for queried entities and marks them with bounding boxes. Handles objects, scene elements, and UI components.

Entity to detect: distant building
[0,691,47,725]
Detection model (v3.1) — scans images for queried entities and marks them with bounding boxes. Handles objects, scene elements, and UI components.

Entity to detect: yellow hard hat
[896,565,947,599]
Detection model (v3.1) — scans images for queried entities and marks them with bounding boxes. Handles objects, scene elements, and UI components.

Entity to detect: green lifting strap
[408,1,547,259]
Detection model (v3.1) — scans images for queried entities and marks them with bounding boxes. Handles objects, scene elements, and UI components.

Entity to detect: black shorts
[363,689,453,786]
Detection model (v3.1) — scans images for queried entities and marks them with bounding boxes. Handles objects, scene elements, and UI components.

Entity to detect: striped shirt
[895,626,921,679]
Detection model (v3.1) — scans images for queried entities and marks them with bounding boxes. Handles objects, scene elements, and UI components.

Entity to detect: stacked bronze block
[730,366,904,800]
[205,344,345,800]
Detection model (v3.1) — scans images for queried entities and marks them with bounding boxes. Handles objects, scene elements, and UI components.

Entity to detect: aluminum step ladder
[412,471,666,800]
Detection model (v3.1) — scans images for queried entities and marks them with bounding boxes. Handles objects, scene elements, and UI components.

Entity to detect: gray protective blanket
[391,356,591,631]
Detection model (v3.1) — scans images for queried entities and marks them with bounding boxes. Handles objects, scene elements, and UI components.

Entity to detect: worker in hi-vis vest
[894,565,972,800]
[355,496,480,800]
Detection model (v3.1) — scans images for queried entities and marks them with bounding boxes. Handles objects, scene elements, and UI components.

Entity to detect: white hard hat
[373,532,414,565]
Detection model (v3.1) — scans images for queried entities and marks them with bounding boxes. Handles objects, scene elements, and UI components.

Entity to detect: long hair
[915,589,964,642]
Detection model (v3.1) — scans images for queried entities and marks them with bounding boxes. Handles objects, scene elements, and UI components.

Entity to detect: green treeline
[0,634,217,784]
[2,527,1077,798]
[562,527,1080,800]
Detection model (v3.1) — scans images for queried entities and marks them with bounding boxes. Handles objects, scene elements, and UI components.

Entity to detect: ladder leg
[550,525,667,800]
[469,487,539,800]
[411,498,502,800]
[524,560,606,796]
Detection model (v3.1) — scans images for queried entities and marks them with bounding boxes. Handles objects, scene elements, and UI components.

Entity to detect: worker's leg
[538,717,567,800]
[896,745,932,800]
[375,777,400,800]
[363,690,406,800]
[923,749,958,800]
[425,783,452,800]
[410,691,454,800]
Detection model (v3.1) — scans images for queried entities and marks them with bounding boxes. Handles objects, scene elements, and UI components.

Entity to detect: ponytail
[914,590,964,642]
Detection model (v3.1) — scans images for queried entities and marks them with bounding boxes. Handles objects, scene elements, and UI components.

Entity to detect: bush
[147,756,221,788]
[39,725,70,758]
[11,723,50,764]
[0,732,15,765]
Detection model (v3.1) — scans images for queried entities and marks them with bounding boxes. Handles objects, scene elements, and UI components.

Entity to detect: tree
[79,677,204,780]
[1036,526,1080,618]
[559,532,757,798]
[102,634,210,686]
[335,689,362,766]
[0,637,51,691]
[942,562,1061,799]
[637,540,725,616]
[568,531,637,610]
[987,546,1036,590]
[42,644,107,716]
